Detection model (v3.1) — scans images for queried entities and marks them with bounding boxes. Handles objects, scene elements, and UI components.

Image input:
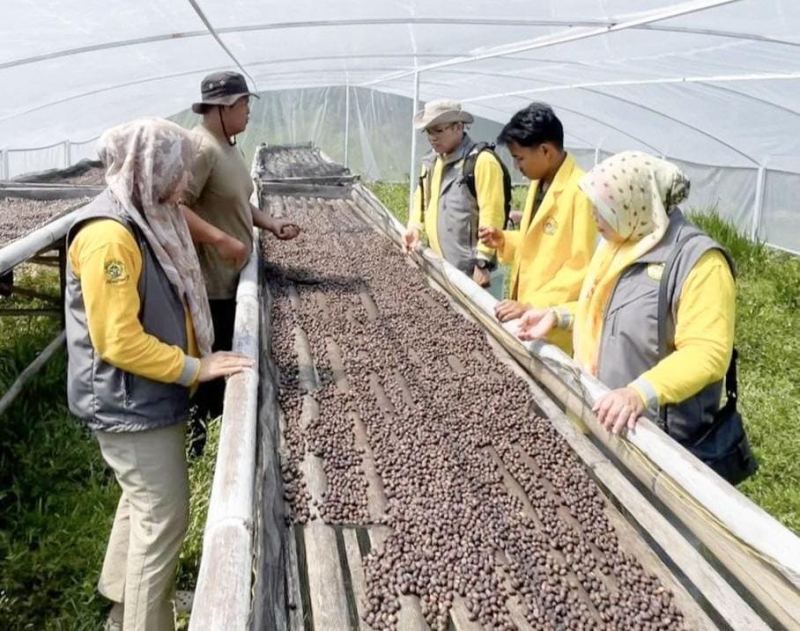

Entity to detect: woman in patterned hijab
[572,151,690,374]
[517,152,739,454]
[97,117,214,354]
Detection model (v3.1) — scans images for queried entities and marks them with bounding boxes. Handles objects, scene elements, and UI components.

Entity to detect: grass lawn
[0,266,219,629]
[369,181,800,534]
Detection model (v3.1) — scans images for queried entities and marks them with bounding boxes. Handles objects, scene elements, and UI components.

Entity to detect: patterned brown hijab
[97,118,214,355]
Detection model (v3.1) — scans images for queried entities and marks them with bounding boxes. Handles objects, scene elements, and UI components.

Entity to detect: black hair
[497,102,564,150]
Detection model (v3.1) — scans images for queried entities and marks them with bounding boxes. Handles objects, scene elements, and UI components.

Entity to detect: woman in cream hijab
[517,151,748,479]
[66,118,253,630]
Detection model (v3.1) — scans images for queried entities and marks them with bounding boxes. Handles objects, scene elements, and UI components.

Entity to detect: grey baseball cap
[192,71,259,113]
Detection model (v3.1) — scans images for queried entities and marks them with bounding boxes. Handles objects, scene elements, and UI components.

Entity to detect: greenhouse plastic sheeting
[2,0,800,251]
[6,143,67,180]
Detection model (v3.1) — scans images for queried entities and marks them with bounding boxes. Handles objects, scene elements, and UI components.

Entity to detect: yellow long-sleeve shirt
[410,151,506,260]
[554,250,735,406]
[68,219,200,386]
[633,250,735,407]
[498,154,597,353]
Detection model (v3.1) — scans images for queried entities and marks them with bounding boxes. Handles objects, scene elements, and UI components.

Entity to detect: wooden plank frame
[229,151,799,631]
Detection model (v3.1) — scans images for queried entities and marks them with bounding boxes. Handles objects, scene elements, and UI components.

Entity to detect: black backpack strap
[658,233,738,428]
[418,170,427,224]
[418,159,435,225]
[724,347,738,405]
[462,142,513,229]
[462,141,489,200]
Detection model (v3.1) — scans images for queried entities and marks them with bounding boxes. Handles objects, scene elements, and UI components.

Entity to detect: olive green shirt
[186,124,254,300]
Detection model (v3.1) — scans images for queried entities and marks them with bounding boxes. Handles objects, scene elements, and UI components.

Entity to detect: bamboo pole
[0,330,65,418]
[0,199,88,276]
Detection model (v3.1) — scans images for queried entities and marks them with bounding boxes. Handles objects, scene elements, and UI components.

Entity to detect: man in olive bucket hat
[179,71,300,456]
[402,99,510,296]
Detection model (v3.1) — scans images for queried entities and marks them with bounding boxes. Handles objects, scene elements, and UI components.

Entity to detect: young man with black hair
[479,102,596,353]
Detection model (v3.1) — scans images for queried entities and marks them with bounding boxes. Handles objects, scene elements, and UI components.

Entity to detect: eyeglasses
[423,123,456,137]
[231,97,251,110]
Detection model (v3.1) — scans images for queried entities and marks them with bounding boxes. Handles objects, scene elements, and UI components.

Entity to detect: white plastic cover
[2,1,799,251]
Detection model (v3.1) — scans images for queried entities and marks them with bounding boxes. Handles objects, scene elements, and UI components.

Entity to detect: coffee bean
[264,191,687,630]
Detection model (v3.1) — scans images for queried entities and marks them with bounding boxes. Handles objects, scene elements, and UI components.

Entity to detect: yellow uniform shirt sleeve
[474,152,506,259]
[630,250,735,407]
[409,165,426,229]
[425,158,445,255]
[69,220,200,386]
[498,183,534,264]
[498,229,521,264]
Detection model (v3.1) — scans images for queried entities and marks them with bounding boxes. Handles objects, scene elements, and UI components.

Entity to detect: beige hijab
[573,151,690,374]
[97,118,214,356]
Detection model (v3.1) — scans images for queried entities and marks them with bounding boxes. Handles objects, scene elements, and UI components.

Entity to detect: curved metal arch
[697,81,800,120]
[451,71,787,165]
[394,71,676,155]
[0,50,594,126]
[397,77,664,155]
[3,59,791,165]
[0,54,451,125]
[9,7,800,74]
[579,87,759,165]
[1,71,646,155]
[463,72,800,102]
[0,17,610,72]
[361,0,743,87]
[496,96,665,157]
[341,78,597,149]
[642,23,800,48]
[0,68,225,125]
[458,71,800,140]
[185,0,253,87]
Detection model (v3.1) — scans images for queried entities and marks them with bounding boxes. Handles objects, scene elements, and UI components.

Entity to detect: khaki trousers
[96,422,190,631]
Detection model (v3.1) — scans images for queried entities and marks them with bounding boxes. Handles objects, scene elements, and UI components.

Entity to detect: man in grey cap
[180,71,300,454]
[402,99,509,292]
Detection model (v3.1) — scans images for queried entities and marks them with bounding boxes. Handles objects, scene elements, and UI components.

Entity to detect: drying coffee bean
[264,191,688,630]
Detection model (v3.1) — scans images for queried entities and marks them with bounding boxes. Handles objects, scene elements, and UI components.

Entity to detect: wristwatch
[475,259,496,272]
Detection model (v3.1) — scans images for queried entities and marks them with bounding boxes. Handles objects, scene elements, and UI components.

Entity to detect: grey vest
[597,211,735,449]
[65,191,190,433]
[419,134,492,274]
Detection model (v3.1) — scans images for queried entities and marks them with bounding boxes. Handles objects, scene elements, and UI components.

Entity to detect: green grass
[688,210,800,531]
[0,268,114,630]
[177,420,220,588]
[369,181,411,227]
[370,181,800,534]
[175,420,221,631]
[511,184,528,213]
[0,267,220,629]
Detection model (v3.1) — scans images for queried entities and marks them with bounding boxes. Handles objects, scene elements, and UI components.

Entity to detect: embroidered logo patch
[646,263,665,281]
[104,260,128,284]
[543,218,558,235]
